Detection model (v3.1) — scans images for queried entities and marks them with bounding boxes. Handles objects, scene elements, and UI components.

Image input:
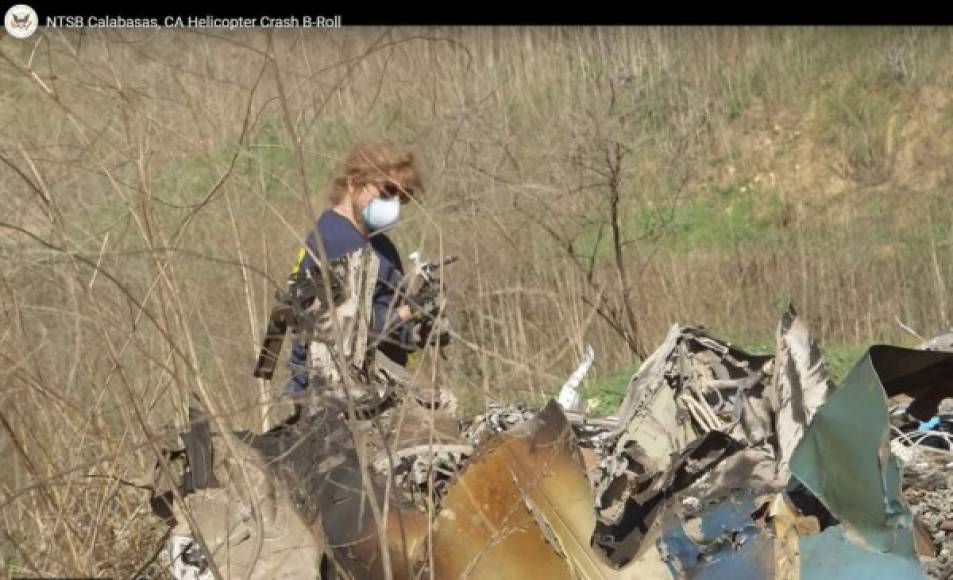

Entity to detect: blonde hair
[329,142,424,204]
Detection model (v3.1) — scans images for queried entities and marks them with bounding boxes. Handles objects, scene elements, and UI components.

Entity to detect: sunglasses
[377,181,412,204]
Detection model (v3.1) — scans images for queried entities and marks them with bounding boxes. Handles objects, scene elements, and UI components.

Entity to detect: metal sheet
[432,401,672,579]
[789,350,919,557]
[799,526,927,580]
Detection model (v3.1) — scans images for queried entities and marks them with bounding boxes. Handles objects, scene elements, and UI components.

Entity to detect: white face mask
[360,196,401,232]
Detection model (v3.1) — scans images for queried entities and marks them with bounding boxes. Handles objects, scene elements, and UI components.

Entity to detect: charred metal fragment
[869,345,953,421]
[593,431,742,568]
[609,325,772,480]
[179,407,220,491]
[242,404,428,580]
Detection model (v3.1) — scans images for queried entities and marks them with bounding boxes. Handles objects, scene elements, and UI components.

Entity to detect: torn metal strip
[772,304,836,481]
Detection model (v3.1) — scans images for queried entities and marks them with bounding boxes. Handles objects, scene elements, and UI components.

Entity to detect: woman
[283,142,431,395]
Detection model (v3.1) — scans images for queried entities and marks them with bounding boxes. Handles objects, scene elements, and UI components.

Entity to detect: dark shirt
[286,211,415,391]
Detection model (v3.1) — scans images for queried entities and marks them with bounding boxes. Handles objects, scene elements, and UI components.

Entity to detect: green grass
[146,120,341,211]
[572,186,786,261]
[822,344,871,384]
[580,363,640,417]
[662,189,777,250]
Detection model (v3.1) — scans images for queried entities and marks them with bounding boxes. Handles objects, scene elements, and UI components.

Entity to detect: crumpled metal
[154,305,945,579]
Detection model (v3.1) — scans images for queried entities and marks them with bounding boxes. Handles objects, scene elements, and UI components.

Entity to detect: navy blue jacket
[285,210,416,393]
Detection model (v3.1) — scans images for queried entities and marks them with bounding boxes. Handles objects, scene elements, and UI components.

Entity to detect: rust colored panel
[431,429,573,579]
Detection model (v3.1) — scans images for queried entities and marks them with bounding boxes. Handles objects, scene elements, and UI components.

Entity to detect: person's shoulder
[314,209,342,233]
[310,209,364,260]
[316,208,337,225]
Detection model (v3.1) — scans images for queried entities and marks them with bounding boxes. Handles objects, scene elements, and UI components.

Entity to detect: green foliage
[572,186,785,260]
[823,344,872,385]
[581,363,640,417]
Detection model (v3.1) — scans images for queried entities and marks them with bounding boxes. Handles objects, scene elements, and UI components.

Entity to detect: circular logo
[5,4,38,39]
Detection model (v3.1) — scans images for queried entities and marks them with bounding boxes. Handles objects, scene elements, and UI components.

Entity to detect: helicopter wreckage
[148,307,953,579]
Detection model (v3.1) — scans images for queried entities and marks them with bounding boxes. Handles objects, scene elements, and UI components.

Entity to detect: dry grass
[1,26,952,577]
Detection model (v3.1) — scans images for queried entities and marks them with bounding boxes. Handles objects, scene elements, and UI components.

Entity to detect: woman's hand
[397,304,413,322]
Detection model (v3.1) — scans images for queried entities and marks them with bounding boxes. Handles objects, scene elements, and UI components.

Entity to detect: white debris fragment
[167,535,213,580]
[682,496,702,515]
[558,345,595,414]
[891,438,916,464]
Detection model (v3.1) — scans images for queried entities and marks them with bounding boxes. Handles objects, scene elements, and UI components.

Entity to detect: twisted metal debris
[150,306,953,578]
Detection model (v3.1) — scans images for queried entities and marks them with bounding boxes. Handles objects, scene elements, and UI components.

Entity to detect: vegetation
[1,26,952,576]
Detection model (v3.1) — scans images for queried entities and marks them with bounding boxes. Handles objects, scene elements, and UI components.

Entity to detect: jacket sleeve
[372,294,419,351]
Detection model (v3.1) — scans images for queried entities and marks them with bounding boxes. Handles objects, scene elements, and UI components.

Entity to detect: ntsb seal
[5,4,38,39]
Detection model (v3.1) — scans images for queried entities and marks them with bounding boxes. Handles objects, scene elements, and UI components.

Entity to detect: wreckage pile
[904,457,953,578]
[892,332,953,579]
[153,308,953,579]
